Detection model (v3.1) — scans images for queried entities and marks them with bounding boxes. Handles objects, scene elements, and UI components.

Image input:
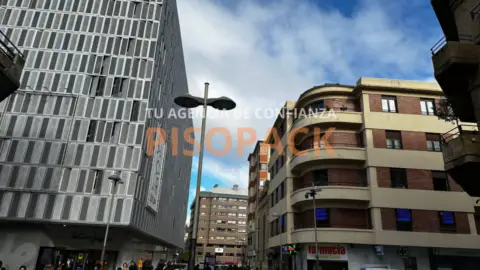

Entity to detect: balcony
[431,38,480,122]
[290,144,366,174]
[442,124,480,196]
[0,30,25,102]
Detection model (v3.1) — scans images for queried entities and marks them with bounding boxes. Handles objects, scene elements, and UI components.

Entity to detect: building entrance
[307,260,348,270]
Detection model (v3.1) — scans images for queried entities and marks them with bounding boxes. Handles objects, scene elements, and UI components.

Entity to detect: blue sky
[177,0,443,224]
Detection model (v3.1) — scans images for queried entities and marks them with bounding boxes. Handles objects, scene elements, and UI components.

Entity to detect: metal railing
[472,1,480,19]
[0,29,24,61]
[430,34,472,55]
[441,124,479,143]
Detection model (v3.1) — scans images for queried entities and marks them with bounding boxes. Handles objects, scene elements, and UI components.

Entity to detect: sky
[176,0,443,225]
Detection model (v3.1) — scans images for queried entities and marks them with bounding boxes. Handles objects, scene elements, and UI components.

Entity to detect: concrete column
[366,167,378,187]
[371,208,383,231]
[468,213,477,235]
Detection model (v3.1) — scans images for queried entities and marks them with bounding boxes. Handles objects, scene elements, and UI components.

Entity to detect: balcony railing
[442,124,478,143]
[431,35,472,55]
[471,1,480,19]
[0,30,24,61]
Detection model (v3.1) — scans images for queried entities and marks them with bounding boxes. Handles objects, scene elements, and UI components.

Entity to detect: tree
[436,97,459,126]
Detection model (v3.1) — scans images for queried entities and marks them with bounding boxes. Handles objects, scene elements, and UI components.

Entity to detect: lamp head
[174,94,203,108]
[208,97,236,110]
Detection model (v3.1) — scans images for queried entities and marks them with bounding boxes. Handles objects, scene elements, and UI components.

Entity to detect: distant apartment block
[186,185,248,266]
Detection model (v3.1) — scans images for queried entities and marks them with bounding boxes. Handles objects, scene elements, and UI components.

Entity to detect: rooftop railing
[0,29,24,61]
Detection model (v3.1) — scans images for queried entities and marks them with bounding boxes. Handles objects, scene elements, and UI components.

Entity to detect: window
[313,170,328,186]
[130,100,140,121]
[420,99,435,116]
[315,208,329,227]
[112,78,123,97]
[308,100,324,113]
[386,131,402,149]
[86,120,97,142]
[270,193,274,207]
[426,133,441,152]
[432,171,449,191]
[439,211,456,231]
[93,170,103,193]
[390,168,407,188]
[395,209,412,231]
[280,215,286,233]
[110,122,121,144]
[381,96,397,113]
[279,182,285,200]
[260,163,267,170]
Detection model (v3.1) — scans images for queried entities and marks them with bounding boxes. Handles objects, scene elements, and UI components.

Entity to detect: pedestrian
[123,263,129,270]
[19,266,27,270]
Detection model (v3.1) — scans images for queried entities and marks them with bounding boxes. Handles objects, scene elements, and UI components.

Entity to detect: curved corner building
[259,77,480,270]
[0,0,192,269]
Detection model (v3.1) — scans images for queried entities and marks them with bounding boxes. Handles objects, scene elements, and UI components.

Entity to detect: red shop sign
[308,246,346,255]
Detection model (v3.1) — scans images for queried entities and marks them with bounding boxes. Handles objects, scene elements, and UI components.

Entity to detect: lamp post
[100,173,123,269]
[304,183,322,270]
[174,83,236,270]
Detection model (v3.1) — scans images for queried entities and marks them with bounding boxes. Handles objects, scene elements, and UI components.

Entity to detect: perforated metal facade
[0,0,191,248]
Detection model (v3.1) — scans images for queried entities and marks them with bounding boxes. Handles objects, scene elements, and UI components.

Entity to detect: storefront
[429,248,480,269]
[305,244,349,270]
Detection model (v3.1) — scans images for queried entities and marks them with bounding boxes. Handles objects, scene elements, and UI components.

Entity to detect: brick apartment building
[186,184,248,266]
[252,77,480,270]
[246,141,270,267]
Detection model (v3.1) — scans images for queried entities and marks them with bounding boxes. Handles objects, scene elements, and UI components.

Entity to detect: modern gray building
[0,0,192,269]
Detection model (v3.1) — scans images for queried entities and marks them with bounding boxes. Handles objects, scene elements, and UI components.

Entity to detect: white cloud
[177,0,440,175]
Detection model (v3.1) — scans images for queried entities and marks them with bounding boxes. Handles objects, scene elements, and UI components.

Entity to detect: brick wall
[407,169,433,190]
[324,98,359,111]
[369,94,382,112]
[448,175,464,192]
[376,167,391,188]
[397,96,421,114]
[372,129,386,148]
[380,208,470,234]
[294,168,367,190]
[401,131,427,151]
[412,210,440,232]
[380,208,396,230]
[377,168,433,189]
[376,167,461,191]
[369,94,424,114]
[294,208,370,229]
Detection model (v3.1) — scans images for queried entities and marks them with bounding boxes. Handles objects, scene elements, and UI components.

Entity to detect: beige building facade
[253,77,480,270]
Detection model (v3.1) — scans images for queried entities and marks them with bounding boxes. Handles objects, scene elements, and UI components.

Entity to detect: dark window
[313,170,328,186]
[381,96,397,113]
[395,209,412,231]
[420,99,435,116]
[307,100,325,114]
[315,208,329,227]
[390,168,408,188]
[386,130,402,149]
[130,100,140,121]
[270,193,274,207]
[426,133,442,152]
[86,120,97,142]
[279,181,285,200]
[439,211,456,232]
[280,215,285,233]
[432,171,449,191]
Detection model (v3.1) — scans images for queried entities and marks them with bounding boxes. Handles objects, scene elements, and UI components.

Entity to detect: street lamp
[304,183,322,270]
[100,173,123,269]
[174,83,236,270]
